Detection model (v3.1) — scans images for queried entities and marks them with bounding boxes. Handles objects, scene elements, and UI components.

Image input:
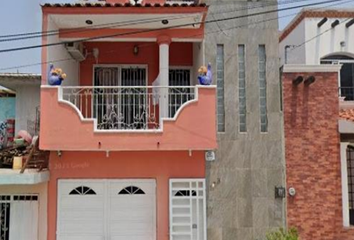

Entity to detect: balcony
[40,85,217,151]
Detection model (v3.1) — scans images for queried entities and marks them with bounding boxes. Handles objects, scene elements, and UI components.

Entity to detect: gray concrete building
[204,1,285,239]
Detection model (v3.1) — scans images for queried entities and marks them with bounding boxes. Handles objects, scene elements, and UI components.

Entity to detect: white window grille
[238,45,246,132]
[0,195,39,240]
[216,45,225,132]
[169,179,206,240]
[258,45,268,132]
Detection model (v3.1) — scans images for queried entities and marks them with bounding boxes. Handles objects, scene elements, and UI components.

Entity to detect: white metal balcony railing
[59,86,196,131]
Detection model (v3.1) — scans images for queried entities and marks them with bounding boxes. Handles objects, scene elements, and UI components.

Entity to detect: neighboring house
[0,73,41,135]
[0,87,15,148]
[204,1,285,240]
[0,73,49,240]
[280,8,354,240]
[40,1,216,240]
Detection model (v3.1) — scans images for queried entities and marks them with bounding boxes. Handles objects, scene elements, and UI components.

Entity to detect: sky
[0,0,353,74]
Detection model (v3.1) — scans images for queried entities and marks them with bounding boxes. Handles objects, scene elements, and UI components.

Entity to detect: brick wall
[283,70,354,240]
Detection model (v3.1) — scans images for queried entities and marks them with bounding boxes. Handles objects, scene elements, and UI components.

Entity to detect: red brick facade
[283,70,354,239]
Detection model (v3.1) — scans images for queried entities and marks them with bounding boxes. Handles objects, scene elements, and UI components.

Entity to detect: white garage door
[57,179,156,240]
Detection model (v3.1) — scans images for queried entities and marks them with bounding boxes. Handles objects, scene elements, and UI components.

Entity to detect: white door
[0,194,39,240]
[57,179,156,240]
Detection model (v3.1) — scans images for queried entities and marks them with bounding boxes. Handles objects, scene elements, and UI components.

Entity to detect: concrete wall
[204,1,285,240]
[0,183,48,240]
[15,85,40,134]
[0,97,16,122]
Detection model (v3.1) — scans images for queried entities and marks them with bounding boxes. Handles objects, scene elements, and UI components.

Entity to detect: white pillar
[158,36,170,119]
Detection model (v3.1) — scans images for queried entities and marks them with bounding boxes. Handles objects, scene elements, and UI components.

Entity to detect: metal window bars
[61,86,196,131]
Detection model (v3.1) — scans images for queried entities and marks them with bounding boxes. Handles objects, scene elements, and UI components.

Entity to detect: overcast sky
[0,0,353,74]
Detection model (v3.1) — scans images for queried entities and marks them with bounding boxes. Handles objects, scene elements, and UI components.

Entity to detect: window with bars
[238,45,246,132]
[0,195,39,240]
[258,45,268,132]
[347,147,354,225]
[168,68,192,118]
[216,45,225,132]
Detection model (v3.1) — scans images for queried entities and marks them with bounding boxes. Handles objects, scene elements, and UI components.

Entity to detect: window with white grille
[258,45,268,132]
[0,195,39,240]
[169,179,206,240]
[238,45,246,132]
[216,45,225,132]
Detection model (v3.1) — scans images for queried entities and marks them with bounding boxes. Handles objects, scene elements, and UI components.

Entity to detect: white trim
[339,119,354,134]
[341,142,350,227]
[282,64,342,73]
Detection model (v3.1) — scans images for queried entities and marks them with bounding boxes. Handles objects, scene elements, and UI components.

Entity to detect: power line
[290,18,351,51]
[0,0,351,71]
[0,0,314,42]
[0,0,344,54]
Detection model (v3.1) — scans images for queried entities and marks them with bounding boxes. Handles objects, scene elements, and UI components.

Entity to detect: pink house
[39,1,217,240]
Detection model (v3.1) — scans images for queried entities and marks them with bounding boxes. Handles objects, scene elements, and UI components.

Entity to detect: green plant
[265,227,299,240]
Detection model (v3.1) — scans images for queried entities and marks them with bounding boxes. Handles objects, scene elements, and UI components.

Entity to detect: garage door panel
[60,197,104,209]
[60,209,104,220]
[60,221,104,234]
[111,236,154,240]
[58,179,156,240]
[58,181,105,195]
[57,235,103,240]
[110,209,154,219]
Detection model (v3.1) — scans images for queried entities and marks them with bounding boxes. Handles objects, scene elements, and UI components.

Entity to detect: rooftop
[0,73,41,80]
[280,8,354,42]
[42,2,207,8]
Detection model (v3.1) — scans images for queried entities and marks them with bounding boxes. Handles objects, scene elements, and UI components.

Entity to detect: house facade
[0,74,48,240]
[280,9,354,240]
[40,1,216,240]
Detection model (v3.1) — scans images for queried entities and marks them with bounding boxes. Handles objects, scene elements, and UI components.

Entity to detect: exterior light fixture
[133,45,139,55]
[85,20,93,25]
[331,20,340,28]
[289,187,296,197]
[57,150,62,157]
[292,76,303,85]
[162,19,169,25]
[317,18,328,27]
[304,76,316,86]
[275,186,286,199]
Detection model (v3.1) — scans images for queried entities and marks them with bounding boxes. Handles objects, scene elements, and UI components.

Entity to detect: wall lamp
[346,19,354,28]
[304,76,316,86]
[133,45,139,55]
[317,17,328,27]
[331,19,340,28]
[292,76,303,85]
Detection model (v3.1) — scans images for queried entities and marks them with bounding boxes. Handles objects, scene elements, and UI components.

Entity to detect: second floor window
[238,45,246,132]
[258,45,268,133]
[216,45,225,132]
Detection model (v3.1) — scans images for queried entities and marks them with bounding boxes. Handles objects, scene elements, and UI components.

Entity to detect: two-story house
[40,1,216,240]
[280,8,354,240]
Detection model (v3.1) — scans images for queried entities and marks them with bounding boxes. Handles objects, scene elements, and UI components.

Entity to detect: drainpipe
[157,36,171,119]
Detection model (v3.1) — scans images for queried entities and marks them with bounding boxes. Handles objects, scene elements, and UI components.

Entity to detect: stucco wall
[14,85,40,134]
[0,97,15,122]
[305,18,354,64]
[0,183,48,240]
[45,15,79,86]
[204,1,285,240]
[47,151,205,240]
[279,20,306,65]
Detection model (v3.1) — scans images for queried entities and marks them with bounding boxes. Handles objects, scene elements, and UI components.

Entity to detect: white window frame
[341,142,351,227]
